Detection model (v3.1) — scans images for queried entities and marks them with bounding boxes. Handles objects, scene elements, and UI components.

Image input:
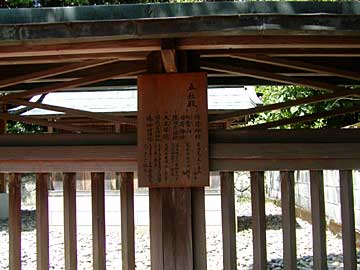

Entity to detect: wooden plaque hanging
[138,72,209,188]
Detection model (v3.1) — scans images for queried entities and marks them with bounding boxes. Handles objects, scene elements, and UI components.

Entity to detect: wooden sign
[137,72,209,188]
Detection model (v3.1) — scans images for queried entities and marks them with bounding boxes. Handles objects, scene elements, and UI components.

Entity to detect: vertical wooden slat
[0,108,5,193]
[63,173,77,270]
[91,172,106,270]
[339,170,357,270]
[191,187,207,270]
[250,171,267,270]
[120,172,135,270]
[0,173,5,193]
[280,171,297,270]
[36,173,49,270]
[310,170,327,270]
[220,172,237,270]
[9,173,21,270]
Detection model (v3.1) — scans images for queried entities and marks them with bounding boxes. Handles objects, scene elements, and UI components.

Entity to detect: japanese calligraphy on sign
[138,73,209,188]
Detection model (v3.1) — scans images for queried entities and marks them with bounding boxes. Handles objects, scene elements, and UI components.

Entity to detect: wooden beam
[0,113,105,133]
[220,172,236,270]
[231,54,360,81]
[9,173,21,270]
[209,88,360,123]
[201,60,347,93]
[0,103,5,192]
[250,171,267,270]
[91,172,106,270]
[339,170,357,270]
[310,170,327,270]
[63,173,78,270]
[120,172,135,270]
[280,171,297,270]
[0,59,118,89]
[36,173,50,270]
[9,99,137,126]
[242,105,360,129]
[0,61,147,102]
[161,39,177,73]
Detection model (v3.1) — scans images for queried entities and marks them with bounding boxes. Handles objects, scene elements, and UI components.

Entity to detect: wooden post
[36,173,49,270]
[280,171,297,270]
[9,173,21,270]
[63,173,77,270]
[310,170,327,270]
[220,172,237,270]
[251,171,267,270]
[91,172,106,270]
[339,170,357,270]
[0,104,6,193]
[120,172,135,270]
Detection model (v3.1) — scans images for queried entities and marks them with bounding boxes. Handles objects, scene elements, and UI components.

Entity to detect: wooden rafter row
[231,54,360,81]
[201,60,347,93]
[242,105,360,129]
[9,99,137,125]
[0,61,147,102]
[0,113,104,133]
[10,94,47,116]
[209,88,360,123]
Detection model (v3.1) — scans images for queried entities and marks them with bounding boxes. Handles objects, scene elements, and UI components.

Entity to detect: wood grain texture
[220,172,237,270]
[9,173,21,270]
[339,170,357,270]
[63,173,77,270]
[120,172,135,270]
[91,172,106,270]
[251,171,267,270]
[0,105,5,192]
[310,170,327,270]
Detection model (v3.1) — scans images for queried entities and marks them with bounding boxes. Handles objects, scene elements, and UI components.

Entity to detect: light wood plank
[280,171,297,270]
[220,172,237,270]
[339,170,357,270]
[63,173,77,270]
[9,173,21,270]
[120,172,135,270]
[161,39,177,73]
[310,170,327,270]
[251,171,267,270]
[91,172,106,270]
[36,173,50,270]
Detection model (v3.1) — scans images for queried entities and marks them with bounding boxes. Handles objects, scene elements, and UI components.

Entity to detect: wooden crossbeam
[243,105,360,129]
[0,61,147,102]
[231,54,360,81]
[161,39,177,73]
[0,113,105,133]
[9,99,137,125]
[209,88,359,123]
[0,59,118,89]
[201,60,347,93]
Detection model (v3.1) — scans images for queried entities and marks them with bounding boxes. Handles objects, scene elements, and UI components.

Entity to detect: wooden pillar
[251,171,267,270]
[91,172,106,270]
[280,171,297,270]
[9,173,21,270]
[220,172,237,270]
[310,170,327,270]
[120,172,135,270]
[63,173,77,270]
[339,170,357,270]
[0,104,6,193]
[36,173,49,270]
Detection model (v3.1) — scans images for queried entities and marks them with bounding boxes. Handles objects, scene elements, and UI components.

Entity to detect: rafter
[231,54,360,81]
[201,60,347,93]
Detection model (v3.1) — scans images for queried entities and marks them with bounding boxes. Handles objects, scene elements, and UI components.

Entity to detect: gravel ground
[0,202,359,269]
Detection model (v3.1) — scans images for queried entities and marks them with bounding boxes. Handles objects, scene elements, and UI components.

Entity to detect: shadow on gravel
[237,214,301,232]
[0,210,36,232]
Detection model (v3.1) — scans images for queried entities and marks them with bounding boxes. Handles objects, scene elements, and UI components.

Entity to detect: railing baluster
[339,170,357,269]
[36,173,50,270]
[63,173,77,270]
[310,170,327,270]
[280,171,297,270]
[220,172,237,270]
[91,172,106,270]
[9,173,21,270]
[250,171,267,270]
[120,172,135,270]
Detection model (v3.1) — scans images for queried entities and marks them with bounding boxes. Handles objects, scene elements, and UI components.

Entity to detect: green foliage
[6,121,45,134]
